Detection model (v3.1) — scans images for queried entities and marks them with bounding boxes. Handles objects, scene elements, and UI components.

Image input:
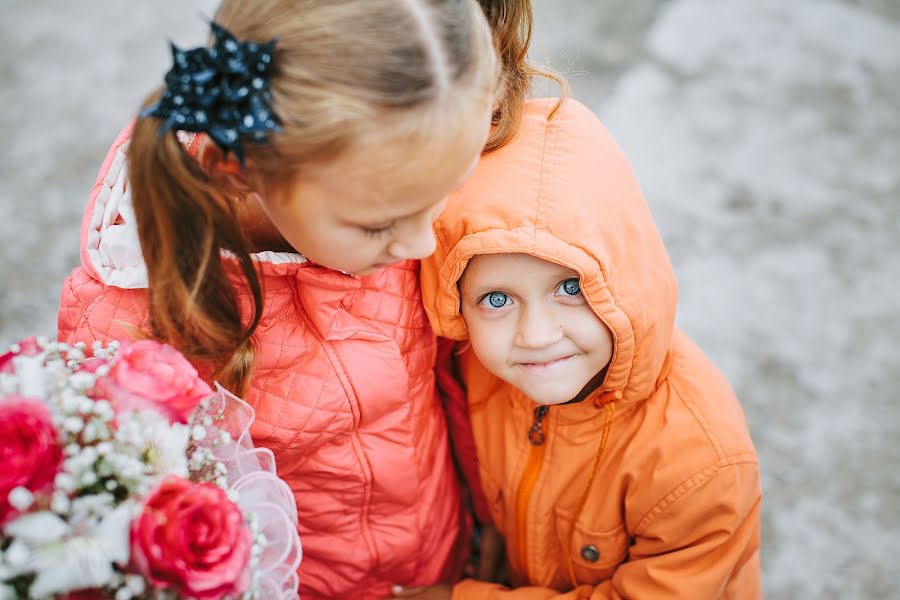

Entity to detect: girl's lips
[516,355,575,371]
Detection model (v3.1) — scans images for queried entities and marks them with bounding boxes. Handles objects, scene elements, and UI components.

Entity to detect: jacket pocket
[554,508,630,585]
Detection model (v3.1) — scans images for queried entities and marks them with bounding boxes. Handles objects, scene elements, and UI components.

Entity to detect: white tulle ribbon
[197,384,303,599]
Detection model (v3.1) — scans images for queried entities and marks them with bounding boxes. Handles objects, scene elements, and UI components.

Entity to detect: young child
[413,98,763,598]
[55,1,505,598]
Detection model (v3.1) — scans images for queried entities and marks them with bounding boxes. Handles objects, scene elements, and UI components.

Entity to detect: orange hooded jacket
[422,98,761,599]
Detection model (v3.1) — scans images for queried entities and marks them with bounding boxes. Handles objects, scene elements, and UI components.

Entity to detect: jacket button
[580,544,600,562]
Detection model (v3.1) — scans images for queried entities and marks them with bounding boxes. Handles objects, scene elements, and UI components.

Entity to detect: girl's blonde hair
[477,0,568,152]
[128,0,500,393]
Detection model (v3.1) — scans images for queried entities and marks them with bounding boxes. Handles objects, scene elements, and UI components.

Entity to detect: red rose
[0,396,63,524]
[130,477,251,600]
[96,340,212,424]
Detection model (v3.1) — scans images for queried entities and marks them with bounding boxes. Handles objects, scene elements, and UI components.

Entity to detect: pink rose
[0,336,42,374]
[96,340,212,424]
[131,477,251,600]
[0,396,63,524]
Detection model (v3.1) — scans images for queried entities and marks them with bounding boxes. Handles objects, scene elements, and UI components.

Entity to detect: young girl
[411,98,763,598]
[56,1,505,597]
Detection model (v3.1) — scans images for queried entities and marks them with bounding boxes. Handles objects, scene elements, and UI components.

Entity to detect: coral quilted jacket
[57,124,464,599]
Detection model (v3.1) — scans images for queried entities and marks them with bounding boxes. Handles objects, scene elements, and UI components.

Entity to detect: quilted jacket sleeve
[57,267,152,346]
[451,460,761,600]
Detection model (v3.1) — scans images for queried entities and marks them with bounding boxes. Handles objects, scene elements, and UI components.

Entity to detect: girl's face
[459,253,615,406]
[258,112,491,275]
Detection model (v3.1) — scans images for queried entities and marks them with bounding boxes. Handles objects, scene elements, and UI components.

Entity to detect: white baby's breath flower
[93,399,114,419]
[51,491,71,515]
[7,487,33,511]
[69,372,97,391]
[63,415,85,434]
[81,445,99,463]
[115,588,134,600]
[13,354,48,398]
[54,473,76,492]
[191,424,207,441]
[61,391,82,412]
[83,420,108,442]
[4,540,31,568]
[125,574,146,594]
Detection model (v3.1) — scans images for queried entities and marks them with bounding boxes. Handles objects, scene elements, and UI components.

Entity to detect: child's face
[257,111,491,276]
[459,253,614,406]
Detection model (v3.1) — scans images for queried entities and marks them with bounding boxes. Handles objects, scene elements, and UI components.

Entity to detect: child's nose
[387,222,437,261]
[514,304,563,349]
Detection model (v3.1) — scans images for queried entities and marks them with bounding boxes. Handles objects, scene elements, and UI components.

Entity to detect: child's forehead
[461,253,578,286]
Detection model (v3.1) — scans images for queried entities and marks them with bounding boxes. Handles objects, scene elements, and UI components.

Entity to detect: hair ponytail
[128,92,263,395]
[478,0,568,152]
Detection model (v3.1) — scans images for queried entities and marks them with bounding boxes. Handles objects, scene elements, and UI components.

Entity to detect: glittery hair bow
[141,21,282,166]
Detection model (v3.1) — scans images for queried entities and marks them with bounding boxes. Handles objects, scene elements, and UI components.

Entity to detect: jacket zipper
[514,405,549,581]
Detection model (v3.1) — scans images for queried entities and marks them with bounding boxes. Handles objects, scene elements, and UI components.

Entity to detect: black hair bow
[141,21,281,167]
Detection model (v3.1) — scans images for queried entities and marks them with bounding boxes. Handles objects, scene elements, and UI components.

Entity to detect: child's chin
[519,385,579,407]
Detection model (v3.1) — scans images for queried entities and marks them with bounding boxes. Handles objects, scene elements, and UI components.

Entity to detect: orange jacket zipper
[514,405,549,580]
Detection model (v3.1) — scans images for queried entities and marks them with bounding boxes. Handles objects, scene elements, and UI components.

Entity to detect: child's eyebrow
[458,280,503,301]
[553,267,579,280]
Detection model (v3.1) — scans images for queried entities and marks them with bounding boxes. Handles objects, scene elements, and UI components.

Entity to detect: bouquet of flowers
[0,337,301,600]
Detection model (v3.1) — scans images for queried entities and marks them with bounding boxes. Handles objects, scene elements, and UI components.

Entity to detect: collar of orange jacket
[421,98,679,405]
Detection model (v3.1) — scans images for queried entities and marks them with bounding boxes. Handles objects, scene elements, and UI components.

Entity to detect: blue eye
[480,291,510,309]
[558,278,581,296]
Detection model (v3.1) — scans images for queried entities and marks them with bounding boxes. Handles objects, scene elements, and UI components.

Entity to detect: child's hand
[390,584,452,599]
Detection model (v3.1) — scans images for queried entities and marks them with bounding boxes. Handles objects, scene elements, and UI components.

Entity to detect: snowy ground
[2,1,898,597]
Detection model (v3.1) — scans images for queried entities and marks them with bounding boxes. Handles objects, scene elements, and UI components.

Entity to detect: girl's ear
[197,136,252,196]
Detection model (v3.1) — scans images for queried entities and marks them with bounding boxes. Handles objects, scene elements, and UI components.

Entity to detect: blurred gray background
[1,0,898,597]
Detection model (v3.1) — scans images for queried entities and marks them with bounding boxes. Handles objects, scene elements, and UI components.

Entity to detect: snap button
[580,544,600,562]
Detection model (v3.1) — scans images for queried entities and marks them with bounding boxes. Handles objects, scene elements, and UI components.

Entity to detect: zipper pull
[527,405,549,446]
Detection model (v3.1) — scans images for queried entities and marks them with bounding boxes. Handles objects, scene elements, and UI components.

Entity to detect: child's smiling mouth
[515,355,576,372]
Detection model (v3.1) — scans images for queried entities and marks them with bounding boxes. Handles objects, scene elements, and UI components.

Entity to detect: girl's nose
[387,218,438,261]
[514,304,563,349]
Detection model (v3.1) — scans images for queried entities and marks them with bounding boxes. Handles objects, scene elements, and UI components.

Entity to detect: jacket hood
[78,121,309,291]
[421,98,679,404]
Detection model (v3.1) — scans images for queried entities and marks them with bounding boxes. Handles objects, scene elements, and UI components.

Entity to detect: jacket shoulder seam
[633,454,758,536]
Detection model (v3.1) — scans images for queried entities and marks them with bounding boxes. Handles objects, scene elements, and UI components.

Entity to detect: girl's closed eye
[361,222,396,238]
[479,291,512,309]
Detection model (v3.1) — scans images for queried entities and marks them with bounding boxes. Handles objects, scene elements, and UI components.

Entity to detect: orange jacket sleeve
[451,461,761,600]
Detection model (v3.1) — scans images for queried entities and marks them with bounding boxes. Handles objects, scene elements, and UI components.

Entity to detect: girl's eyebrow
[460,280,513,301]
